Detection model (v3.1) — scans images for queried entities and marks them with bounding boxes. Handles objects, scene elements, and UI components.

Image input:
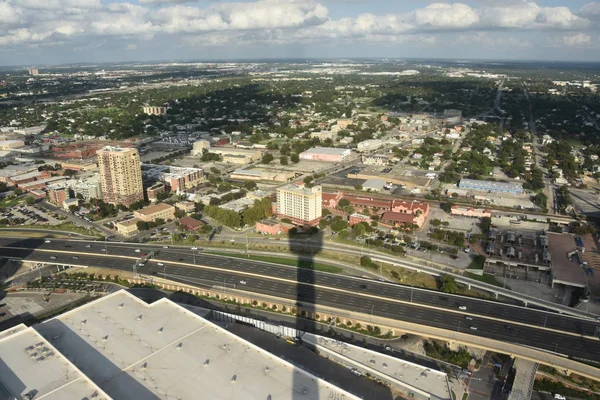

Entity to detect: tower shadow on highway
[289,228,323,399]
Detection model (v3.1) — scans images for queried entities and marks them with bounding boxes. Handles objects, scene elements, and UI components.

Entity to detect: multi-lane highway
[1,237,600,363]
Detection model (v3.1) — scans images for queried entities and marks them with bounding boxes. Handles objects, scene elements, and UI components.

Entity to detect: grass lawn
[465,272,508,289]
[205,251,344,273]
[0,222,102,238]
[0,196,24,208]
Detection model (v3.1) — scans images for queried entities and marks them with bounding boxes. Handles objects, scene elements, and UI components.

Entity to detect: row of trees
[204,198,272,228]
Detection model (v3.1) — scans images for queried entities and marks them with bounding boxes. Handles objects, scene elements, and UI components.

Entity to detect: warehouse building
[299,147,351,162]
[458,178,523,195]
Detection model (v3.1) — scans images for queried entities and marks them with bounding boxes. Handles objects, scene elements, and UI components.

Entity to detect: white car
[469,326,478,331]
[463,248,470,253]
[239,280,247,285]
[465,316,473,320]
[101,248,106,252]
[138,263,145,267]
[459,306,467,310]
[50,256,57,259]
[191,247,199,250]
[157,262,164,266]
[44,240,51,243]
[135,249,141,253]
[163,246,169,249]
[85,244,92,248]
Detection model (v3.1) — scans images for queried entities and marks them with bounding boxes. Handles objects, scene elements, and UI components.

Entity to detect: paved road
[1,237,600,364]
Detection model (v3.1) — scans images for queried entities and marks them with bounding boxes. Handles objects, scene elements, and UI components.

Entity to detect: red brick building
[178,216,205,231]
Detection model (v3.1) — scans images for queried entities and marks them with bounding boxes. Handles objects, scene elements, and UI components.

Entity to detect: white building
[191,140,211,156]
[299,147,350,162]
[356,139,383,152]
[276,183,322,226]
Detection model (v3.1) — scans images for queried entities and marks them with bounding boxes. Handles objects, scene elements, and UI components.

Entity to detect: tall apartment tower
[96,146,143,207]
[276,183,322,226]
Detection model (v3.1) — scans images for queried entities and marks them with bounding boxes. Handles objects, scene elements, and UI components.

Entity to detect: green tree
[331,219,348,232]
[280,155,288,165]
[25,196,36,205]
[290,153,300,163]
[261,153,274,164]
[439,275,458,294]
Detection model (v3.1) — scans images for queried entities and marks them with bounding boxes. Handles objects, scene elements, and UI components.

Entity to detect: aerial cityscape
[1,1,600,400]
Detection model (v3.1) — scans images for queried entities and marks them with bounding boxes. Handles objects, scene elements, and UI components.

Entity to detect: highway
[1,237,600,363]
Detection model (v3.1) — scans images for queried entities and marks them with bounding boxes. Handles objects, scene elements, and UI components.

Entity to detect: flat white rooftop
[28,290,358,400]
[0,324,110,400]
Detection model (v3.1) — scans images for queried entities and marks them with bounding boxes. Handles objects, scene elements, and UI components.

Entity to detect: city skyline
[2,0,600,65]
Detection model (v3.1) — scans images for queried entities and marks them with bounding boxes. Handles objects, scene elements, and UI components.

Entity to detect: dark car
[359,284,368,290]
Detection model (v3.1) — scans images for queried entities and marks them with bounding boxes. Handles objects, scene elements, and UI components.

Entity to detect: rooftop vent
[231,375,237,383]
[118,303,124,308]
[157,327,163,334]
[136,315,143,321]
[141,362,147,370]
[81,319,87,325]
[177,343,182,349]
[204,359,210,366]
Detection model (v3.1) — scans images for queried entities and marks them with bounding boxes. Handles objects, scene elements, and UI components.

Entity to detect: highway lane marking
[4,245,599,341]
[7,238,591,322]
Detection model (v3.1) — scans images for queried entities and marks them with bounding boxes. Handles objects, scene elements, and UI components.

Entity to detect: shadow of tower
[289,229,323,399]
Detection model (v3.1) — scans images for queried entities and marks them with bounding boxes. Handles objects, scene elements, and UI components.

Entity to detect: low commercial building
[60,159,99,172]
[70,176,102,201]
[299,147,351,162]
[362,154,390,166]
[178,216,205,231]
[134,203,175,222]
[459,178,523,195]
[175,201,196,213]
[230,169,295,183]
[0,290,357,400]
[208,148,261,163]
[223,154,255,165]
[450,205,492,219]
[8,170,51,186]
[19,176,68,192]
[116,218,139,237]
[256,220,286,235]
[381,211,426,229]
[349,213,371,226]
[62,198,79,211]
[191,140,211,156]
[362,178,386,192]
[357,139,383,152]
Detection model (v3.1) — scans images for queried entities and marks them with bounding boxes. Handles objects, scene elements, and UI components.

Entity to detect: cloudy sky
[2,0,600,66]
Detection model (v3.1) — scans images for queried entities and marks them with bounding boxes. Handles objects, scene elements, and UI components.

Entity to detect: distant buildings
[230,169,295,183]
[142,106,169,116]
[362,178,386,192]
[133,203,175,223]
[276,183,322,226]
[28,67,39,76]
[97,146,143,207]
[299,147,350,162]
[146,182,166,202]
[459,178,523,195]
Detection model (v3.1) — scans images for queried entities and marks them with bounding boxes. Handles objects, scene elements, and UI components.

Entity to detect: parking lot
[1,204,61,226]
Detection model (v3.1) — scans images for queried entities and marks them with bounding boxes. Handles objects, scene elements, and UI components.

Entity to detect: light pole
[457,321,461,333]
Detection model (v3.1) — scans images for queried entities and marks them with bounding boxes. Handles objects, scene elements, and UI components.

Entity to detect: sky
[2,0,600,66]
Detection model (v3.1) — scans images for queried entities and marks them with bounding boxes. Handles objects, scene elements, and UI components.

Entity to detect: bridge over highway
[1,237,600,381]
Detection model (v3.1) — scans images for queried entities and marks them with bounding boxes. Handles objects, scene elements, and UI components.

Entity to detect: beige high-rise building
[276,183,322,226]
[96,146,143,207]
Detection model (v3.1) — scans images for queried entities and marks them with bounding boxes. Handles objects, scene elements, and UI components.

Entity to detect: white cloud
[0,0,595,59]
[551,32,592,46]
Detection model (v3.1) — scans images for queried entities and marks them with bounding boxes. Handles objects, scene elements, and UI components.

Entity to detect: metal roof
[30,290,358,400]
